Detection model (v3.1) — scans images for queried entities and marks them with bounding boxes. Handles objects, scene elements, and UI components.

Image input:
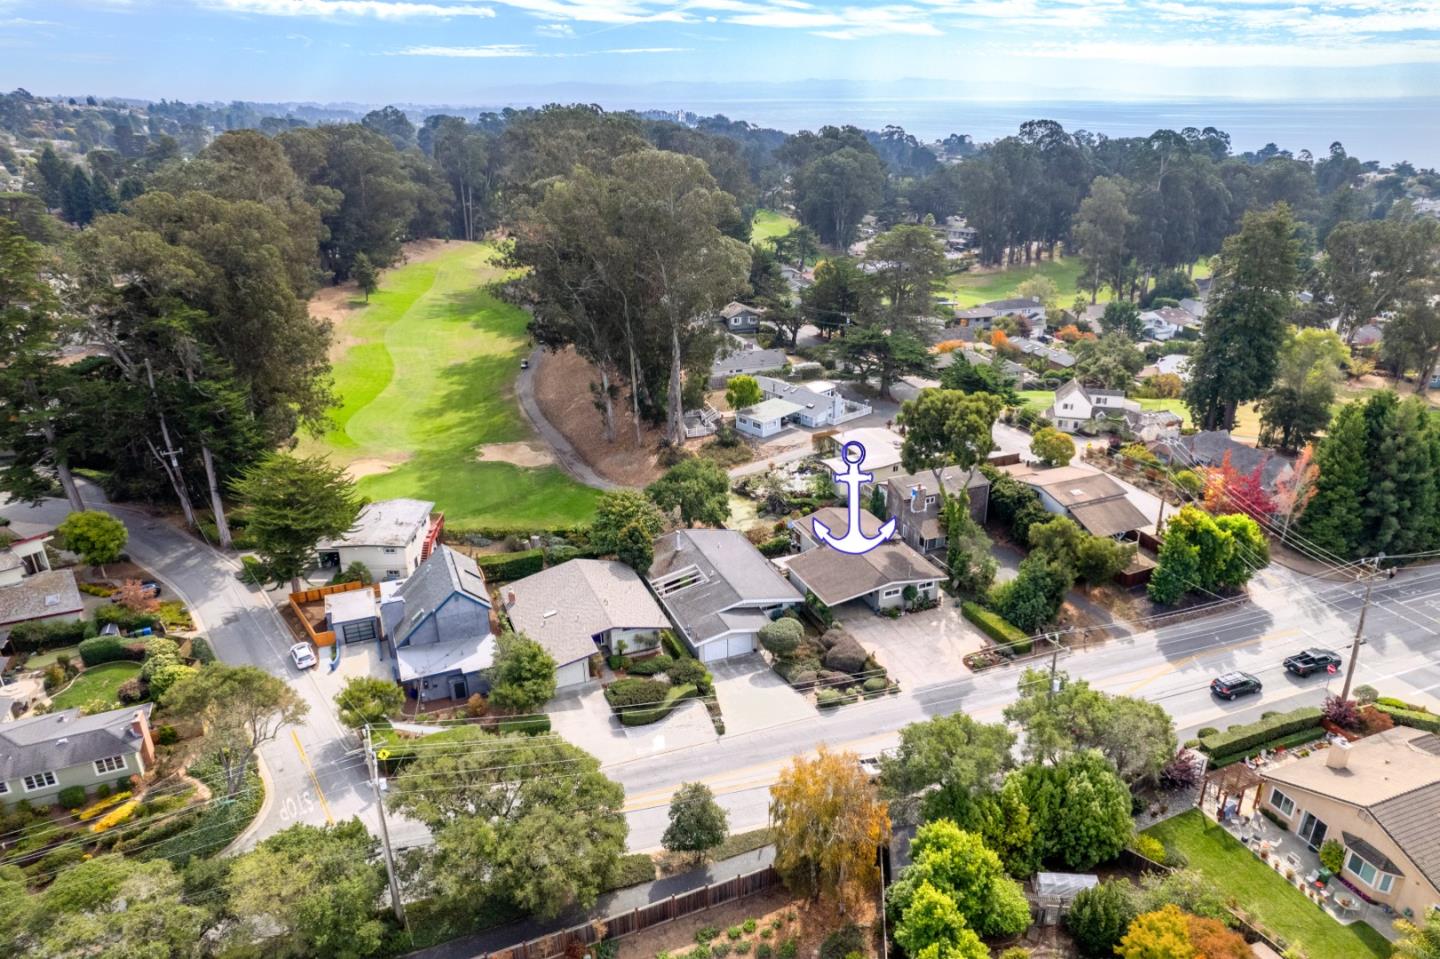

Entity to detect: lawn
[297,242,602,532]
[50,662,141,711]
[943,255,1212,309]
[1144,811,1392,959]
[1014,389,1193,427]
[751,208,799,247]
[26,645,81,670]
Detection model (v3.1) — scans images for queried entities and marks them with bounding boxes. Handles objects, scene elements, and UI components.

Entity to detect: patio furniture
[1285,852,1301,870]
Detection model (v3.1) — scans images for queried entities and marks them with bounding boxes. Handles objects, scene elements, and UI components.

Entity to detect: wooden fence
[287,580,381,648]
[482,867,782,959]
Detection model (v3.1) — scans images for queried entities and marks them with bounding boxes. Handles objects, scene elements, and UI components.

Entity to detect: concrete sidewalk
[407,844,777,959]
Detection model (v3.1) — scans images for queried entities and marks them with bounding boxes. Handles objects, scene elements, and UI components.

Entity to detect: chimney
[506,589,517,608]
[1326,738,1352,771]
[910,485,925,512]
[132,708,156,767]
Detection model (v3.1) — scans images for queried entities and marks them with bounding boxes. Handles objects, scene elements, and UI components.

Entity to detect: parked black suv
[1283,648,1342,677]
[1210,671,1263,700]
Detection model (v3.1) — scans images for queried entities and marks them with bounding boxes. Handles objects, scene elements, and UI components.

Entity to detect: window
[881,588,901,599]
[1269,788,1295,817]
[924,495,936,507]
[0,781,8,795]
[383,547,398,554]
[1347,852,1396,892]
[22,771,57,791]
[93,755,127,775]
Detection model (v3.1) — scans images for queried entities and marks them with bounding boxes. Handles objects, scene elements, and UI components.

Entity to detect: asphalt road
[8,487,1439,860]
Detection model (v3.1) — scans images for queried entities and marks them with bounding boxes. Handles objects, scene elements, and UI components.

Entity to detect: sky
[4,0,1440,108]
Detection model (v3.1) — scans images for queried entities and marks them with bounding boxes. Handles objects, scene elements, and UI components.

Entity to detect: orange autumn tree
[1056,324,1095,343]
[1202,450,1275,519]
[114,578,160,615]
[990,330,1015,353]
[1115,905,1250,959]
[770,745,890,909]
[1272,443,1320,542]
[934,339,967,354]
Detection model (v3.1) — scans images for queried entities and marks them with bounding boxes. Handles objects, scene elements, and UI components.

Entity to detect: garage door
[556,659,590,689]
[341,620,378,643]
[701,633,755,662]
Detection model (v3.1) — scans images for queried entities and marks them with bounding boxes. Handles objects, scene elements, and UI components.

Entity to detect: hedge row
[1209,728,1328,769]
[961,602,1032,655]
[8,618,92,652]
[757,535,792,558]
[1197,706,1323,757]
[78,636,146,667]
[473,549,545,582]
[1375,704,1440,733]
[617,683,697,726]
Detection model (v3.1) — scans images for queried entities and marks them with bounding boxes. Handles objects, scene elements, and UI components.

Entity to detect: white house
[316,498,442,582]
[1,526,83,642]
[1043,380,1180,442]
[753,375,871,429]
[1139,354,1192,382]
[735,397,804,438]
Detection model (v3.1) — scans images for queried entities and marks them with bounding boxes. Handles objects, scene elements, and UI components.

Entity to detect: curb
[221,750,275,856]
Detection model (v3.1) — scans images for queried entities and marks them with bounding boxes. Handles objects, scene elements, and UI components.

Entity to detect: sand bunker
[346,457,408,480]
[476,442,556,468]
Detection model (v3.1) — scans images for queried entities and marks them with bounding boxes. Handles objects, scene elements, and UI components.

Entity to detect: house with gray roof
[379,545,495,704]
[717,301,765,333]
[501,559,670,689]
[1012,338,1075,369]
[710,341,789,388]
[781,508,942,611]
[752,375,871,429]
[0,705,155,805]
[1258,727,1440,922]
[648,529,801,662]
[1,523,83,643]
[881,468,990,553]
[1149,430,1294,491]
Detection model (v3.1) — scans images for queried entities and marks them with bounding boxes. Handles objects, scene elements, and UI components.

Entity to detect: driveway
[709,654,814,737]
[838,603,988,691]
[548,682,718,765]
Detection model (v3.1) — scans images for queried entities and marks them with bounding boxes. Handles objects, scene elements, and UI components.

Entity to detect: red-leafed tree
[1202,451,1275,519]
[1272,443,1320,543]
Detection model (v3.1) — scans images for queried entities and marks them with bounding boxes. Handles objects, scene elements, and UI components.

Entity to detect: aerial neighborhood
[3,42,1440,959]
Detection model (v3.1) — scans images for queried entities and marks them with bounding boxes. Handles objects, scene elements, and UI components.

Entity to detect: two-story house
[880,468,991,553]
[1043,380,1181,442]
[316,498,443,583]
[1,525,83,643]
[1258,728,1440,922]
[0,705,155,805]
[379,545,495,704]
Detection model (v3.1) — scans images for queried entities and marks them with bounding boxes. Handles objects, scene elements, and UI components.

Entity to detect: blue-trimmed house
[380,545,496,704]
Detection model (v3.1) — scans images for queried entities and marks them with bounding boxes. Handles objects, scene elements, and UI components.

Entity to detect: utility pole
[1046,640,1061,698]
[365,724,407,927]
[1154,498,1166,536]
[1339,554,1383,703]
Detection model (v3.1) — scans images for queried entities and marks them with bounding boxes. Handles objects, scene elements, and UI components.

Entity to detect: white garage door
[701,633,755,662]
[556,659,590,689]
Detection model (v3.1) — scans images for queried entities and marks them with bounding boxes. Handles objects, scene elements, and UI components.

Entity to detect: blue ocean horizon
[664,97,1440,167]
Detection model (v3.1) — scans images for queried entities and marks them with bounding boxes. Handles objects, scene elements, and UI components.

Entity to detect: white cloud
[392,41,688,54]
[535,20,574,34]
[1028,37,1440,67]
[202,0,495,18]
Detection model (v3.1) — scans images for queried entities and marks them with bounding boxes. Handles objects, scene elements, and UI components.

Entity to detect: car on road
[1210,671,1263,700]
[1283,648,1342,677]
[109,579,162,601]
[520,358,529,370]
[289,642,318,670]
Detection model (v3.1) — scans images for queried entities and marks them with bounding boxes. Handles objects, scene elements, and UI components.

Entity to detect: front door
[1298,812,1328,849]
[450,677,468,701]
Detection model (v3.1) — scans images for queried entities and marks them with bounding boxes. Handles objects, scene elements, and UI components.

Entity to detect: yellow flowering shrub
[89,799,138,834]
[76,791,133,821]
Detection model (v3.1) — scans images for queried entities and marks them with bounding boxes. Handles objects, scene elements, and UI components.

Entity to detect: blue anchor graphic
[814,441,896,555]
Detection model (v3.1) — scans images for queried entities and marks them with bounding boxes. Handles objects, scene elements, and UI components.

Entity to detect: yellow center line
[292,729,334,825]
[1119,627,1301,694]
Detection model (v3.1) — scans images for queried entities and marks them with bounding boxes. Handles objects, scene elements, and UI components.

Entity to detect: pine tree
[352,251,379,302]
[1367,395,1437,556]
[1297,401,1369,558]
[60,166,94,225]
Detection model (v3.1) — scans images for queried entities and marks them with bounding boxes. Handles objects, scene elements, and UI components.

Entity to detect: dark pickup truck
[1283,648,1342,677]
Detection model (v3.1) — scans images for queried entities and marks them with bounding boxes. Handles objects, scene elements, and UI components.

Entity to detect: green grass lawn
[943,256,1212,309]
[297,242,601,532]
[26,645,81,670]
[50,662,141,711]
[751,208,799,247]
[1144,811,1392,959]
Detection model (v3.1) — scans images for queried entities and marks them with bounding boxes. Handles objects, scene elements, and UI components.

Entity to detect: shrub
[667,657,711,691]
[1132,834,1166,863]
[1375,703,1440,732]
[116,677,149,704]
[734,944,750,956]
[188,636,216,664]
[494,715,552,735]
[617,684,698,726]
[1319,838,1344,873]
[77,636,139,667]
[862,677,888,693]
[1066,880,1137,958]
[1321,695,1362,731]
[95,603,160,632]
[1158,750,1201,790]
[1198,706,1322,757]
[728,927,743,941]
[626,655,673,677]
[819,925,864,959]
[696,927,719,945]
[605,677,670,710]
[155,724,179,746]
[711,945,731,959]
[43,664,66,692]
[6,618,90,652]
[816,688,844,708]
[57,785,87,809]
[999,949,1032,959]
[758,618,805,658]
[756,535,791,558]
[474,549,545,582]
[1376,696,1416,710]
[778,942,798,959]
[1173,469,1203,496]
[89,799,139,833]
[95,783,112,800]
[756,945,773,959]
[961,601,1031,653]
[743,919,757,934]
[608,852,657,889]
[1197,727,1218,737]
[77,791,133,821]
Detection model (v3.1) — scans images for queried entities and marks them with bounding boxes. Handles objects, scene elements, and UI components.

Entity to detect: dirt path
[525,347,668,488]
[515,347,622,491]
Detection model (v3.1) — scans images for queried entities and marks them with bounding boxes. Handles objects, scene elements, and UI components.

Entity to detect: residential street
[8,486,1440,861]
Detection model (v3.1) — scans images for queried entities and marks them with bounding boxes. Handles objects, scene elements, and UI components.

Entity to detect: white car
[289,643,318,670]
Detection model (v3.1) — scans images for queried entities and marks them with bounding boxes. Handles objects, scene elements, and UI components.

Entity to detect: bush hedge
[1197,706,1322,757]
[493,715,551,736]
[625,654,674,677]
[605,677,670,709]
[607,853,658,889]
[188,636,215,664]
[473,549,545,582]
[58,785,87,809]
[617,683,698,726]
[1375,703,1440,732]
[95,604,161,632]
[757,535,792,558]
[77,636,145,667]
[8,618,90,652]
[961,601,1032,654]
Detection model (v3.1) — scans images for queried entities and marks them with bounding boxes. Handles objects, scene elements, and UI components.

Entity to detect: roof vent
[57,737,68,745]
[543,609,558,619]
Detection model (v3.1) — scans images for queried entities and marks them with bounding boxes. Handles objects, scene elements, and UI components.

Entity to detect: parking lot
[837,602,988,691]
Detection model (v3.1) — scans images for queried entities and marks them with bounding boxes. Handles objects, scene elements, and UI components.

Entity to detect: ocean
[664,97,1440,167]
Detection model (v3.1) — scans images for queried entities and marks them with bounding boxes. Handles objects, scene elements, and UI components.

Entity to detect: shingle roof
[721,302,763,319]
[391,546,490,645]
[1069,498,1151,537]
[1370,781,1440,891]
[785,540,943,607]
[712,346,788,377]
[0,704,152,781]
[789,507,888,544]
[0,569,84,627]
[648,529,800,646]
[739,398,804,422]
[504,560,669,666]
[984,297,1045,312]
[1153,431,1292,489]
